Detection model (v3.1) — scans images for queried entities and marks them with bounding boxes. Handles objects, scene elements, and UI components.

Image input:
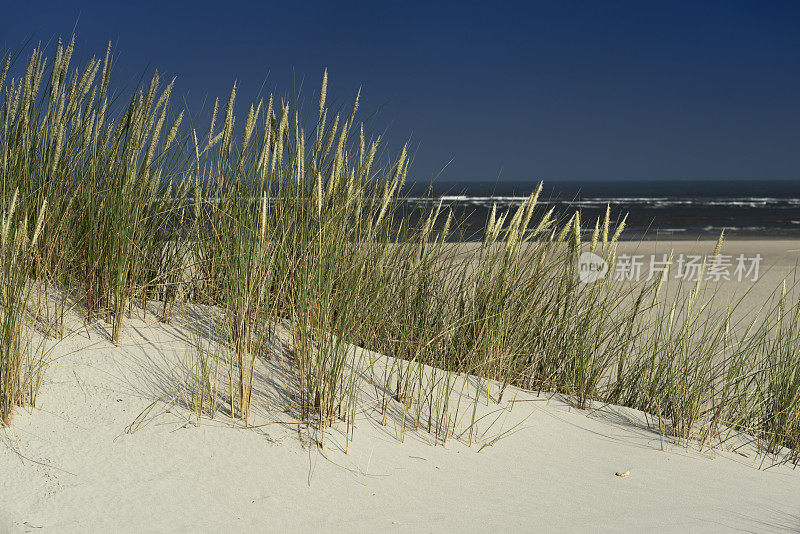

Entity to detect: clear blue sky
[2,1,798,182]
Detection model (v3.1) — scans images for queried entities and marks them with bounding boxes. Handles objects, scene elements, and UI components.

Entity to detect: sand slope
[2,309,799,533]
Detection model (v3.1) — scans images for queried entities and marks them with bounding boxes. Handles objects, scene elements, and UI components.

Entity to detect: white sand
[3,251,800,532]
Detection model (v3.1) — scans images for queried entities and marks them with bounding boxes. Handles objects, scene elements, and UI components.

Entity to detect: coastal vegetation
[0,37,798,466]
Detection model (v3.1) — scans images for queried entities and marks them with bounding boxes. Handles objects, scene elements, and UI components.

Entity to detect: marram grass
[0,37,799,466]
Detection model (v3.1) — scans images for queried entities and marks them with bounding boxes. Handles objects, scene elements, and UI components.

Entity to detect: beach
[1,30,799,532]
[2,239,800,533]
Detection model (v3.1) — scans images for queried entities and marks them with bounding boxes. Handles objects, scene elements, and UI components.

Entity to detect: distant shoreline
[397,179,800,240]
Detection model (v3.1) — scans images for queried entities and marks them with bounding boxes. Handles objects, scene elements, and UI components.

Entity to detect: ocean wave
[702,226,768,232]
[402,196,800,209]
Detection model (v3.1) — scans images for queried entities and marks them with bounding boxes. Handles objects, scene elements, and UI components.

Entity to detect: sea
[399,180,800,241]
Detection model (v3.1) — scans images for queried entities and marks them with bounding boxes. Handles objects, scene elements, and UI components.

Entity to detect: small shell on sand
[615,471,630,477]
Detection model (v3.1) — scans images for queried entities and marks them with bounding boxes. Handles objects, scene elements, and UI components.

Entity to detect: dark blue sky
[2,1,798,182]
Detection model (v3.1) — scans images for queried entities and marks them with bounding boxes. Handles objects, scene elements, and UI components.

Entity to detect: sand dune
[2,299,799,533]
